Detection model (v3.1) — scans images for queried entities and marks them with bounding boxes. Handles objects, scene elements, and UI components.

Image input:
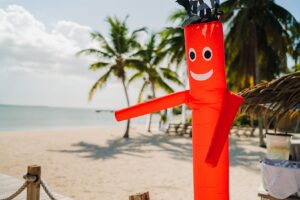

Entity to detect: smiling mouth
[190,69,214,81]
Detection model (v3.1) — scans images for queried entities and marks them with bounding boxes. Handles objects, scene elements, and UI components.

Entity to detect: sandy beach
[0,125,266,200]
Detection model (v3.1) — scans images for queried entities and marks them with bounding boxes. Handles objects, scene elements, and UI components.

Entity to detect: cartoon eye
[189,48,196,62]
[202,47,212,61]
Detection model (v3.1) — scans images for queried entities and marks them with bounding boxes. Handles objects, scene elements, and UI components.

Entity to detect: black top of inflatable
[176,0,223,26]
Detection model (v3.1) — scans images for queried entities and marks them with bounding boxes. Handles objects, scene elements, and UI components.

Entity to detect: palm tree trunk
[146,82,156,132]
[295,115,300,133]
[250,116,255,137]
[181,104,187,123]
[258,118,265,147]
[252,21,265,147]
[264,115,269,135]
[146,112,152,132]
[181,69,188,124]
[121,78,131,138]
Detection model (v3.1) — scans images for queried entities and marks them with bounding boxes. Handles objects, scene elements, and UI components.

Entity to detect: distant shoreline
[0,104,156,132]
[0,125,120,133]
[0,103,114,112]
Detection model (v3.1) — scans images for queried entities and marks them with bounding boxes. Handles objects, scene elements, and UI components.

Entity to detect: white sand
[0,125,266,200]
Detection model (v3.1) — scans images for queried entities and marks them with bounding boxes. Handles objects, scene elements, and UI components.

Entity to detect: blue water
[0,104,149,131]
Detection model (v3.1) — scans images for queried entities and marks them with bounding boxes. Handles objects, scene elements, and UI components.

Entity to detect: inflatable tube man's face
[184,21,226,98]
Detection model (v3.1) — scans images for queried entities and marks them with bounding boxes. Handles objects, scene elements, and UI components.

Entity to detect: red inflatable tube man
[115,20,243,200]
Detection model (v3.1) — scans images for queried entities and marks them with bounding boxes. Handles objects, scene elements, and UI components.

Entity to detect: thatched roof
[239,71,300,117]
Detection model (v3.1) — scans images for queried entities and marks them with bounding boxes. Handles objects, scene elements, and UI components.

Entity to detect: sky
[0,0,299,109]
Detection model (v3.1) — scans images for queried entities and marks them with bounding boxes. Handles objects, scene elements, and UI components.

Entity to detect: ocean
[0,104,152,131]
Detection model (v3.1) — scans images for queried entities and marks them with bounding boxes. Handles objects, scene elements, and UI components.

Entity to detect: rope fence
[0,182,28,200]
[40,180,57,200]
[0,166,58,200]
[0,165,150,200]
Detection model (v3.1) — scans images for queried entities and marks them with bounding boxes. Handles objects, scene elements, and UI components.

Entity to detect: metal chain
[0,182,28,200]
[40,179,57,200]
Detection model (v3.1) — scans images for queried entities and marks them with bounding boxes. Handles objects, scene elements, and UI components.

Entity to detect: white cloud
[0,5,94,78]
[0,5,145,108]
[0,5,142,108]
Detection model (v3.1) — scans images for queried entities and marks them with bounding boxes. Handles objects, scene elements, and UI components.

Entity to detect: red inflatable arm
[115,90,189,121]
[205,90,244,167]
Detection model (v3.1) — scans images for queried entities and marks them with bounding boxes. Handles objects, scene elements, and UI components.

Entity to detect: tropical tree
[160,10,188,123]
[77,16,145,138]
[221,0,299,146]
[160,9,186,66]
[288,20,300,71]
[291,41,300,72]
[221,0,298,91]
[128,33,183,132]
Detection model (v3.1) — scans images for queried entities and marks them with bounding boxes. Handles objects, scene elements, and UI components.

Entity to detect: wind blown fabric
[115,20,243,200]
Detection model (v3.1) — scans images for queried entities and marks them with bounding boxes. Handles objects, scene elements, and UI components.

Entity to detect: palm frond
[137,82,149,103]
[153,50,167,66]
[88,67,114,101]
[156,77,174,94]
[220,0,238,22]
[127,27,147,49]
[269,3,298,29]
[89,61,110,71]
[168,9,187,23]
[132,27,147,35]
[159,27,185,65]
[106,16,129,54]
[160,67,183,86]
[127,72,144,86]
[124,58,146,71]
[90,32,116,56]
[76,48,112,58]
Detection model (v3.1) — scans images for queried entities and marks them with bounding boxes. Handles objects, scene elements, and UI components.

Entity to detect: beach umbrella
[115,1,243,199]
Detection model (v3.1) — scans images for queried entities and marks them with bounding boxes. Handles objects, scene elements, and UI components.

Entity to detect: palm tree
[160,10,188,123]
[128,33,183,132]
[160,9,186,66]
[291,41,300,72]
[77,16,145,138]
[221,0,299,146]
[222,0,298,91]
[288,20,300,71]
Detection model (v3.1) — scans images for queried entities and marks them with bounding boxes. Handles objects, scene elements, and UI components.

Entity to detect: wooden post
[26,165,41,200]
[129,192,150,200]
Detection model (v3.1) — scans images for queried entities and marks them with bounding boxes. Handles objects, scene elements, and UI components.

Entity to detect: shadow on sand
[50,133,192,161]
[50,131,266,171]
[229,136,266,172]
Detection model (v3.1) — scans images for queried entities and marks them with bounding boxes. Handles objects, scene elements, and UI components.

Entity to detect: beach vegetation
[128,33,183,132]
[222,0,299,91]
[221,0,299,146]
[77,16,146,138]
[78,2,299,141]
[160,9,186,66]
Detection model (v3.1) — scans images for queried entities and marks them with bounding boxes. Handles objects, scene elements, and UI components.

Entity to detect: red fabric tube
[205,91,244,167]
[191,89,229,200]
[115,20,243,200]
[115,90,189,121]
[184,21,243,200]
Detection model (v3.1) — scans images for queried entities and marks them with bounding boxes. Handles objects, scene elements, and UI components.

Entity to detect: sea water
[0,104,153,131]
